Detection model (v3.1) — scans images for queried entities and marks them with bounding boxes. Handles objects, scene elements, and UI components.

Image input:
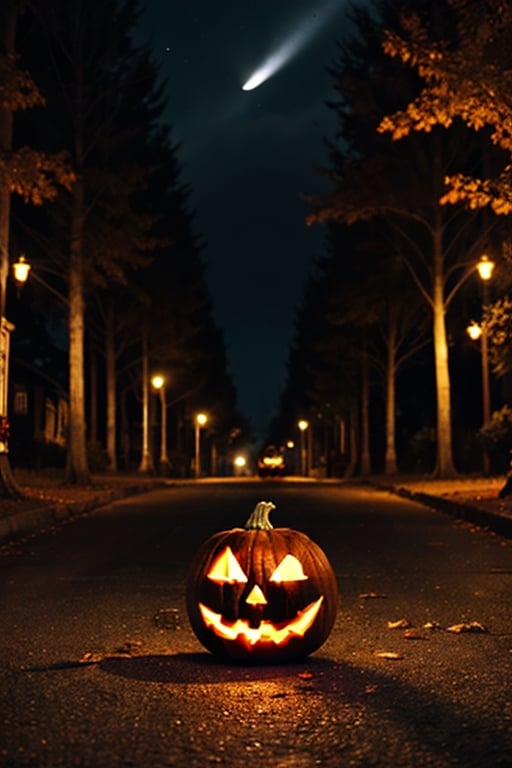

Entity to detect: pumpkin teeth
[198,596,324,647]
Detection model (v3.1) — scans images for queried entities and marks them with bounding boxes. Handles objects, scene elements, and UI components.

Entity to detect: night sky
[137,1,357,440]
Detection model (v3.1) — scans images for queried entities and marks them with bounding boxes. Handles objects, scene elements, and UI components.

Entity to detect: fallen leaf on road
[403,629,424,640]
[446,621,487,634]
[423,621,442,630]
[359,592,387,599]
[387,618,411,629]
[79,652,104,664]
[374,651,403,660]
[296,671,314,679]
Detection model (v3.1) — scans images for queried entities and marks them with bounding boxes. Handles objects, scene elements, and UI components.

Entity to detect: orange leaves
[377,113,411,141]
[0,52,73,206]
[374,651,402,660]
[377,3,512,215]
[1,148,75,205]
[373,616,488,662]
[439,171,512,216]
[381,30,413,66]
[0,53,45,112]
[377,89,455,141]
[446,621,487,634]
[490,197,512,216]
[358,591,387,600]
[440,174,492,209]
[387,618,411,630]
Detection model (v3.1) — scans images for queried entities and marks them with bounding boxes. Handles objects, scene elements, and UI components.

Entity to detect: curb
[391,485,512,539]
[0,481,167,544]
[3,478,512,544]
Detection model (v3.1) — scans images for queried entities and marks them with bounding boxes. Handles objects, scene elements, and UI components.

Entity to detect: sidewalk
[1,470,511,545]
[368,474,512,538]
[0,468,167,544]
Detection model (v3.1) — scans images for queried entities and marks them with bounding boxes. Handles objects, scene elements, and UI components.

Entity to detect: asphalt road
[1,479,511,768]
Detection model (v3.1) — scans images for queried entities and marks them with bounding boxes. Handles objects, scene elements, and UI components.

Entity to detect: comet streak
[242,1,343,91]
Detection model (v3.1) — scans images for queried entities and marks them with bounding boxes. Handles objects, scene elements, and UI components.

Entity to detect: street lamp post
[0,254,36,497]
[467,319,491,474]
[194,412,208,478]
[469,254,495,475]
[298,419,309,476]
[151,374,171,475]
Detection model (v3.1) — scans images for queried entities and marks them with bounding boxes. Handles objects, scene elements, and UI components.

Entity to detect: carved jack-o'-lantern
[186,501,338,663]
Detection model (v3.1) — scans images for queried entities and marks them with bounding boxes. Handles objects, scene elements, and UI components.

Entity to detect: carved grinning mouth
[198,596,324,647]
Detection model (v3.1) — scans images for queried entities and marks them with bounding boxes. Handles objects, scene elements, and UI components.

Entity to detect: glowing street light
[151,374,170,474]
[470,254,495,474]
[466,321,482,341]
[298,419,309,476]
[12,255,31,288]
[12,254,67,304]
[233,454,247,476]
[194,412,208,478]
[476,254,495,282]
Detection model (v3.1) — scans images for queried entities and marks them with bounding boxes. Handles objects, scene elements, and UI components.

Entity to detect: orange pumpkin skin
[186,502,338,663]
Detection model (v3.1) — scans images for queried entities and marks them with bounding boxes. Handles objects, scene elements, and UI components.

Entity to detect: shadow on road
[98,652,333,683]
[23,651,511,765]
[95,652,511,765]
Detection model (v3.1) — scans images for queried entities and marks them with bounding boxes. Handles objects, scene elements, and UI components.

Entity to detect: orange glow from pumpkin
[198,596,324,646]
[207,547,309,586]
[207,547,248,584]
[269,554,308,582]
[245,584,267,605]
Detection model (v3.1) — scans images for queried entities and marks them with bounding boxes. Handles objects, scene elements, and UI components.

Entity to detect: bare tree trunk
[119,388,130,471]
[66,174,91,484]
[0,1,24,497]
[432,212,457,478]
[344,406,358,478]
[64,7,91,485]
[88,339,97,443]
[105,299,117,470]
[360,343,371,475]
[138,327,154,474]
[384,312,398,475]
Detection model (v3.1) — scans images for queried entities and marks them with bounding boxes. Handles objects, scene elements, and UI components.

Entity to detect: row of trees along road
[1,0,247,492]
[272,0,512,478]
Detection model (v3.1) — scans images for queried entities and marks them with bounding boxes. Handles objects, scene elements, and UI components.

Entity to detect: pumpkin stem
[244,501,275,530]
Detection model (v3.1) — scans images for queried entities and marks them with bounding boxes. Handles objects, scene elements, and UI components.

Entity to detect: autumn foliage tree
[0,0,73,495]
[305,0,506,477]
[11,0,245,479]
[378,0,512,214]
[16,0,167,483]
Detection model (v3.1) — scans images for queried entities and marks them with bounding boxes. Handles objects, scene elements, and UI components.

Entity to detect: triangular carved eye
[269,554,308,582]
[207,547,248,584]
